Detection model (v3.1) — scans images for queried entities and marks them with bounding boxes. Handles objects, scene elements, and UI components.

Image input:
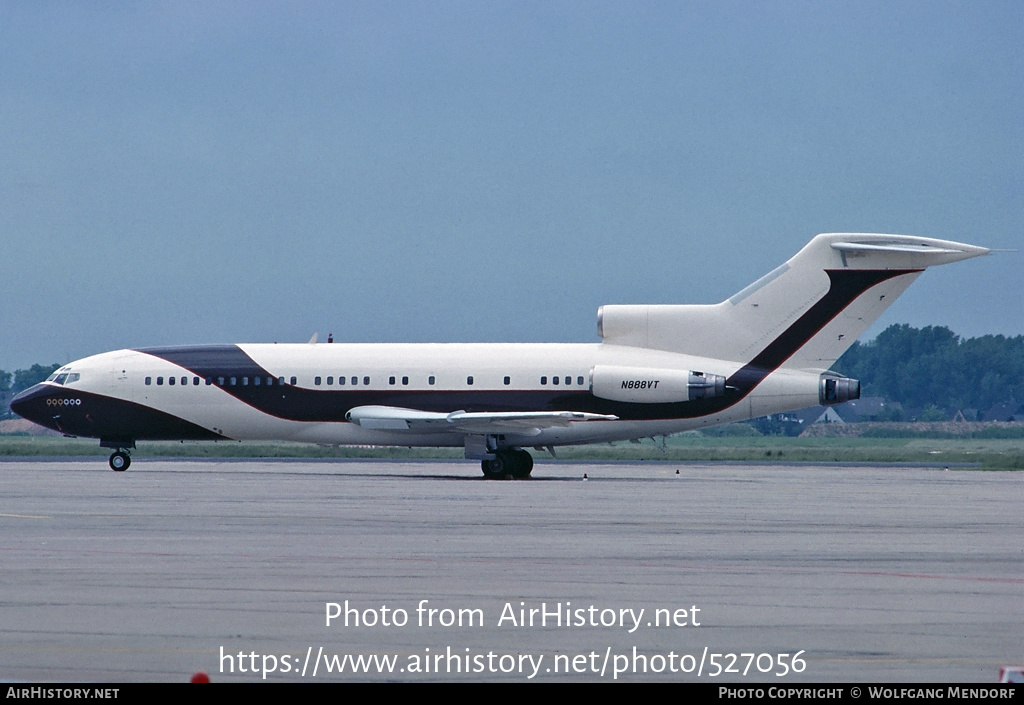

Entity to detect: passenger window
[540,376,547,385]
[565,376,571,385]
[327,376,333,386]
[193,377,200,386]
[169,376,175,385]
[254,376,261,386]
[402,376,409,385]
[157,377,164,385]
[339,376,345,385]
[428,376,435,385]
[466,376,474,385]
[363,377,370,385]
[552,376,559,385]
[217,377,225,386]
[145,377,152,385]
[290,376,297,385]
[352,377,358,386]
[315,376,322,386]
[389,376,396,385]
[278,377,285,385]
[577,376,584,385]
[205,377,213,385]
[503,376,510,385]
[230,377,237,386]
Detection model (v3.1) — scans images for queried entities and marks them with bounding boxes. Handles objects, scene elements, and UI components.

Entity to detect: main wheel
[509,449,534,478]
[481,453,508,479]
[109,451,131,472]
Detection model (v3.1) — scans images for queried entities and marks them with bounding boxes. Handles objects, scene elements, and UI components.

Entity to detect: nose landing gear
[101,439,135,472]
[108,450,131,472]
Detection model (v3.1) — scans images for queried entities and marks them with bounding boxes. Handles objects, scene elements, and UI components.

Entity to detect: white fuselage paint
[51,342,821,448]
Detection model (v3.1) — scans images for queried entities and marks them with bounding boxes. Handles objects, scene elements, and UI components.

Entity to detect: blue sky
[1,1,1021,371]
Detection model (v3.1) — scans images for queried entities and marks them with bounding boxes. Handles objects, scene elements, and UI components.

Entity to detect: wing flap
[446,410,617,435]
[345,406,617,435]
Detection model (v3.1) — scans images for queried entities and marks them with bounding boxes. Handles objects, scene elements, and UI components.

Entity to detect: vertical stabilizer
[597,234,988,370]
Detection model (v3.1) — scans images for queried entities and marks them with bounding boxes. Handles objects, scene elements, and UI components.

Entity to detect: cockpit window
[46,370,79,385]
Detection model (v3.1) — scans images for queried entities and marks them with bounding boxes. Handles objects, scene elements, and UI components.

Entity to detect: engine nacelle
[819,374,860,405]
[591,365,726,404]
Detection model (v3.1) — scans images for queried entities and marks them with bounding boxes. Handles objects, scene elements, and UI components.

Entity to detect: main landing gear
[481,448,533,479]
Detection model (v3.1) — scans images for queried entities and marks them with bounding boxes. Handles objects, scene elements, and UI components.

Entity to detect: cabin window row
[144,374,588,388]
[144,375,428,387]
[145,375,299,387]
[316,375,407,386]
[315,375,496,386]
[541,376,586,386]
[312,376,374,386]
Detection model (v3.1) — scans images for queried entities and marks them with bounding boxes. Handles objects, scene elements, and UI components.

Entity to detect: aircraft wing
[345,405,617,436]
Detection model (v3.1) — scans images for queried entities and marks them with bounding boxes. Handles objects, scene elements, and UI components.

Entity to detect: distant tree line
[832,324,1024,418]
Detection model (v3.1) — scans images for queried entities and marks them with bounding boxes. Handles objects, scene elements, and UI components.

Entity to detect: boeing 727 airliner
[11,233,988,477]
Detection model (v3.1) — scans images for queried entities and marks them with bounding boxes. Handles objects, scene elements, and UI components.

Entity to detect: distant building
[783,396,900,429]
[835,397,900,422]
[791,406,846,425]
[981,402,1024,422]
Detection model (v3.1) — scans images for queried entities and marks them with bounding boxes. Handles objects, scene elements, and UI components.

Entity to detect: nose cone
[9,384,60,431]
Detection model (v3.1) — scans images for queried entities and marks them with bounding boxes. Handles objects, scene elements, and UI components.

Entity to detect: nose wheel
[109,450,131,472]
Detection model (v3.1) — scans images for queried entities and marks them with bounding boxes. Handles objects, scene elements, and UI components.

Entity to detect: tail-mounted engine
[591,365,726,404]
[819,374,860,405]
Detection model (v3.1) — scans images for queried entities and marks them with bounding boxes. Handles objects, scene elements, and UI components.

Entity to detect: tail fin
[597,233,988,370]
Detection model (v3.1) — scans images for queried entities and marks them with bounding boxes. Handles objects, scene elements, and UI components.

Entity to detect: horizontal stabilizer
[829,237,988,266]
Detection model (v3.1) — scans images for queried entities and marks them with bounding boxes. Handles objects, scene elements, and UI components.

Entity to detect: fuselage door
[110,353,135,402]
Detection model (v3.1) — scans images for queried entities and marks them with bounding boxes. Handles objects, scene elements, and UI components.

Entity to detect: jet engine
[819,374,860,405]
[591,365,726,404]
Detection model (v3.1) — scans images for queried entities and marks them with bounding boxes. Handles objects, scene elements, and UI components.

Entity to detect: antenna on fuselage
[308,333,318,344]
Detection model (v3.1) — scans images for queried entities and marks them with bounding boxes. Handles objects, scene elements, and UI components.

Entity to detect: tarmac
[1,458,1020,682]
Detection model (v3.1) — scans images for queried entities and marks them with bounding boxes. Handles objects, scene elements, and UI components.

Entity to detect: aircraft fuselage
[12,341,817,448]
